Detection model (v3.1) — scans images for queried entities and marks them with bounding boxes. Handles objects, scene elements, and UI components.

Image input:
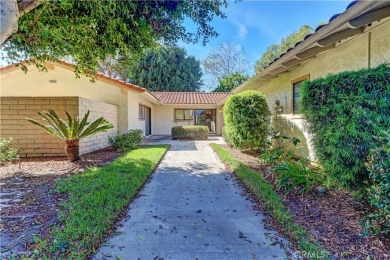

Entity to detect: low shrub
[171,126,209,140]
[259,130,300,165]
[223,90,271,150]
[0,137,19,165]
[363,131,390,236]
[271,159,326,196]
[259,146,293,165]
[109,129,143,152]
[301,64,390,188]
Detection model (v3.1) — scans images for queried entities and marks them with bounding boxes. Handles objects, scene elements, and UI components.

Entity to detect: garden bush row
[301,64,390,235]
[171,126,209,140]
[224,64,389,235]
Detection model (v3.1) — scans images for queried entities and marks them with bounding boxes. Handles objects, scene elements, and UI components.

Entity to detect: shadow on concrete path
[95,138,291,260]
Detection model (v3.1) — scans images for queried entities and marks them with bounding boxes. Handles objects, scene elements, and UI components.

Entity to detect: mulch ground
[221,144,390,260]
[0,147,121,258]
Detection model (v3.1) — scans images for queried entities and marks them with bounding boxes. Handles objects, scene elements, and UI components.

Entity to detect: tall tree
[213,72,249,92]
[98,55,135,82]
[130,46,202,92]
[202,42,251,81]
[1,0,230,77]
[254,25,314,72]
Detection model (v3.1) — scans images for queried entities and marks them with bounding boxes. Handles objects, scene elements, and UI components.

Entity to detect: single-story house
[2,1,389,159]
[0,61,229,157]
[230,0,390,160]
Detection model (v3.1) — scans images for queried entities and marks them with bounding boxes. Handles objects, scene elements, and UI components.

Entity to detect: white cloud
[224,3,280,41]
[234,21,248,39]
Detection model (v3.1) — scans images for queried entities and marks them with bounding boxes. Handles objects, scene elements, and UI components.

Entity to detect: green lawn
[210,143,329,259]
[35,145,169,259]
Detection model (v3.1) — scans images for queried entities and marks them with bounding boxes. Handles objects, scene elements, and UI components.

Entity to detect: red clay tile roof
[151,92,230,104]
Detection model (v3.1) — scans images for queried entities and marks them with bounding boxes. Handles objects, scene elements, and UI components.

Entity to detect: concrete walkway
[95,137,290,260]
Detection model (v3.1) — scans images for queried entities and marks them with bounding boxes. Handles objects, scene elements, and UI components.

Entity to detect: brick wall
[0,97,79,157]
[0,97,118,157]
[78,98,118,155]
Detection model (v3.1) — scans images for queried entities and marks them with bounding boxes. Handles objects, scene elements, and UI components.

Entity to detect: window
[292,75,309,114]
[139,104,146,120]
[174,109,193,120]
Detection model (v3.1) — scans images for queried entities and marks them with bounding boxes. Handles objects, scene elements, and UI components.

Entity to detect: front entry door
[145,107,151,136]
[194,109,216,133]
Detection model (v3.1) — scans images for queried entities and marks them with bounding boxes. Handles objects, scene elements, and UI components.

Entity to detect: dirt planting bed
[0,147,121,258]
[221,144,390,260]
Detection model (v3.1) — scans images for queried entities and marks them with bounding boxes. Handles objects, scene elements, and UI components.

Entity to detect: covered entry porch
[149,92,229,136]
[151,105,224,135]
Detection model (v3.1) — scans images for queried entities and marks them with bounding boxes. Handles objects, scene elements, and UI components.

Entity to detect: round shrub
[223,90,271,149]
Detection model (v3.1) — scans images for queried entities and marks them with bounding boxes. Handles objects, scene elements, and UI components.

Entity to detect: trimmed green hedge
[171,126,209,140]
[365,131,390,236]
[223,90,271,149]
[301,64,390,188]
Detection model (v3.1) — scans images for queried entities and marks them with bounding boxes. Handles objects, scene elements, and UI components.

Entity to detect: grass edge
[34,144,170,259]
[210,143,330,259]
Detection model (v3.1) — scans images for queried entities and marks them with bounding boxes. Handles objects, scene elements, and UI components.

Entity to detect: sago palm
[27,109,113,161]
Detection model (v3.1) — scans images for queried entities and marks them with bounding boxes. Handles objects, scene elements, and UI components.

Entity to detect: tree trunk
[65,140,80,162]
[0,0,19,45]
[1,0,41,45]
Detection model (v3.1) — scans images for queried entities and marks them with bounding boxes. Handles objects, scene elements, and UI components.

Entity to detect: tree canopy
[254,25,314,72]
[202,42,251,83]
[213,72,249,92]
[130,46,202,92]
[2,0,230,77]
[98,55,134,83]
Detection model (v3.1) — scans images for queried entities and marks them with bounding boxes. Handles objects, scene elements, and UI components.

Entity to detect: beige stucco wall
[79,98,118,155]
[126,91,155,136]
[370,20,390,66]
[244,20,390,160]
[152,104,224,135]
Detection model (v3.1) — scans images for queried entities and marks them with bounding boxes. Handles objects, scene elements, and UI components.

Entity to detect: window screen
[175,109,193,120]
[293,81,304,114]
[139,104,146,119]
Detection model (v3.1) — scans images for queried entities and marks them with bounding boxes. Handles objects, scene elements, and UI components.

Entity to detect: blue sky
[179,0,351,80]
